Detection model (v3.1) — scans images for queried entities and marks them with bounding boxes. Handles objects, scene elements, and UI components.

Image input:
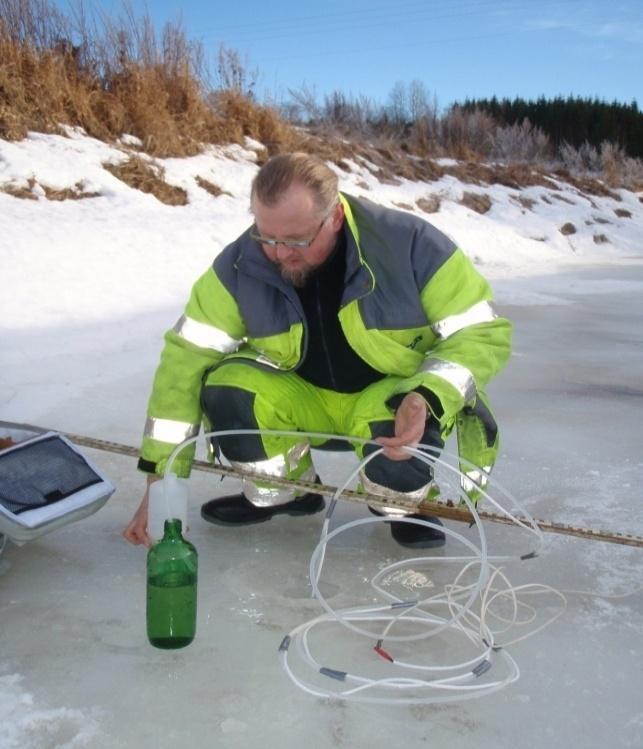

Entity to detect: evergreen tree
[460,96,643,158]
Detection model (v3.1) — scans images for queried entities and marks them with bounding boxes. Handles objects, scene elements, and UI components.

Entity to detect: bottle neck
[163,519,183,540]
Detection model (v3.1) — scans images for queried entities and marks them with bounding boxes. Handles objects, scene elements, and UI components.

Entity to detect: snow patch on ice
[0,671,100,749]
[381,569,435,590]
[220,717,248,734]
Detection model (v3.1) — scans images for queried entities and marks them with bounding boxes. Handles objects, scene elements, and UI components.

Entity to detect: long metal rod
[3,422,643,549]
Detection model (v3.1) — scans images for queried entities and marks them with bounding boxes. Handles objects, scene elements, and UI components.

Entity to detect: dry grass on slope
[3,0,641,201]
[103,156,187,205]
[1,176,100,200]
[0,7,300,159]
[293,130,625,203]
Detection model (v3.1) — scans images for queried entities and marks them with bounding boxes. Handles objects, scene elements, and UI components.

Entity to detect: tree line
[459,96,643,159]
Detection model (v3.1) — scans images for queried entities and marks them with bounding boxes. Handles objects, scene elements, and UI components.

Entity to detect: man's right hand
[122,475,160,547]
[376,391,429,460]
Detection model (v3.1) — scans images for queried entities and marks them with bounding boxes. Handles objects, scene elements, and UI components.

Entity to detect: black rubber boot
[368,506,446,549]
[201,480,325,526]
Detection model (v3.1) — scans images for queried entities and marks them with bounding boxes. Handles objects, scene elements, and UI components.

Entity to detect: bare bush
[408,80,433,122]
[283,84,321,122]
[0,0,71,48]
[407,83,440,155]
[490,118,552,163]
[321,89,377,135]
[216,44,258,97]
[597,141,643,189]
[600,141,626,186]
[557,139,643,189]
[621,158,643,189]
[559,141,600,173]
[442,107,495,160]
[386,80,409,130]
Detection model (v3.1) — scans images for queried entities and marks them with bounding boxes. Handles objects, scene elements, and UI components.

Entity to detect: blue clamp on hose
[472,659,492,677]
[391,600,418,609]
[320,667,347,681]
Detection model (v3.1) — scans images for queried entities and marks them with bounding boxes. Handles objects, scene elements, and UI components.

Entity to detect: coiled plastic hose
[165,429,566,704]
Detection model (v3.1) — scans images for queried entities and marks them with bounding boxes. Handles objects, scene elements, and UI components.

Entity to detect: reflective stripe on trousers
[230,442,314,507]
[360,471,433,517]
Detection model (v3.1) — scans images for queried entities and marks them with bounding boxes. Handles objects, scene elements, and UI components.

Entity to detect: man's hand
[375,392,429,460]
[122,474,160,547]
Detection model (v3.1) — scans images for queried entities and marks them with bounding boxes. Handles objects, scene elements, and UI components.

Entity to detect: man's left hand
[375,392,429,461]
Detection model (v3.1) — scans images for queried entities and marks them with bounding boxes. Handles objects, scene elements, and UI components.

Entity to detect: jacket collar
[234,192,375,305]
[339,193,376,305]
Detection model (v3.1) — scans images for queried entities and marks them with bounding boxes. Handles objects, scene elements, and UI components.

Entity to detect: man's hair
[251,152,338,216]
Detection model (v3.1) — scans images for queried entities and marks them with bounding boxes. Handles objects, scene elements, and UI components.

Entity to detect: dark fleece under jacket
[295,229,384,393]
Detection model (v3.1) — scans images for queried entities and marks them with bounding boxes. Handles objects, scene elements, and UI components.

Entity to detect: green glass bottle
[146,518,197,649]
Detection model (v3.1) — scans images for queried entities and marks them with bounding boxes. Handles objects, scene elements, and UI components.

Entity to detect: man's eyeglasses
[250,211,331,250]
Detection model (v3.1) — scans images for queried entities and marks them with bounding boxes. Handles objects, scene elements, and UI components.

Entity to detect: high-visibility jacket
[140,193,512,495]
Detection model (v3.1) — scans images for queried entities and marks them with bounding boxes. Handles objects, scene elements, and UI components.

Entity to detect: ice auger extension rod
[2,422,642,550]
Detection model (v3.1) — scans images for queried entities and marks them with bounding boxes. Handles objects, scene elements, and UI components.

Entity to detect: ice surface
[1,132,642,747]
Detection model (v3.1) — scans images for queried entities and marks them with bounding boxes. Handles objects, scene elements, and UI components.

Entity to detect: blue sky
[65,0,643,110]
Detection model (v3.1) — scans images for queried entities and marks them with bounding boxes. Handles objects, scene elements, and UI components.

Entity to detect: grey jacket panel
[213,230,303,338]
[344,195,457,330]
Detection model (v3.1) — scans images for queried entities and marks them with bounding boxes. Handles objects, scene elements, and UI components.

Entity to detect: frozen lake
[2,263,643,748]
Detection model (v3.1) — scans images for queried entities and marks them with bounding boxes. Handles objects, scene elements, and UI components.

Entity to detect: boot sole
[200,500,325,527]
[392,536,446,549]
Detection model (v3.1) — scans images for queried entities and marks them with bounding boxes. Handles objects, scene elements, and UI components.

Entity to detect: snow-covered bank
[2,130,642,330]
[2,128,642,438]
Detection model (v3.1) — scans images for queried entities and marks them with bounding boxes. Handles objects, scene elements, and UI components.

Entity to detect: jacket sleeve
[138,266,246,477]
[390,247,512,427]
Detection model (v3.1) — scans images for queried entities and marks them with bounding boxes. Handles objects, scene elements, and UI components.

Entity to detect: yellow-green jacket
[139,193,512,494]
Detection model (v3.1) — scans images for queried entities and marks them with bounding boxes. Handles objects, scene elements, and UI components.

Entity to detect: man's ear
[330,200,345,231]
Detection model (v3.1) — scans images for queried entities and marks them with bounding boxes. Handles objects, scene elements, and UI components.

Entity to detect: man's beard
[279,264,312,288]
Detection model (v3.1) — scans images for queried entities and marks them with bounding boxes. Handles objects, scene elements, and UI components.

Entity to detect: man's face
[251,183,344,287]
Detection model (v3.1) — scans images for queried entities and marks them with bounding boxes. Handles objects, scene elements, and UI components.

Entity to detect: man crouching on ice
[124,152,512,549]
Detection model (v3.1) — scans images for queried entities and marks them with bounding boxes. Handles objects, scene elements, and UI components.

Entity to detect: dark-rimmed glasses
[250,210,332,250]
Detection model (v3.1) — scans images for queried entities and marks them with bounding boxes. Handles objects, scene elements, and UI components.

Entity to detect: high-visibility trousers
[202,362,443,512]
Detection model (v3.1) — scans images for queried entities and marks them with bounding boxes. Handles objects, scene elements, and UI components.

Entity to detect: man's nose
[276,243,295,260]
